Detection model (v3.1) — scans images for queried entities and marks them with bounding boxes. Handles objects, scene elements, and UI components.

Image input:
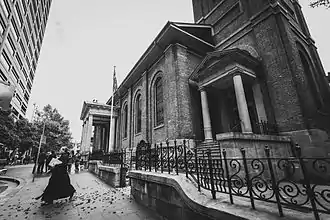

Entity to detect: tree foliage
[310,0,330,8]
[0,104,73,155]
[0,110,19,150]
[34,104,73,152]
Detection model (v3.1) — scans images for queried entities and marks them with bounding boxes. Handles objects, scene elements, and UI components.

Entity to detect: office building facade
[0,0,52,119]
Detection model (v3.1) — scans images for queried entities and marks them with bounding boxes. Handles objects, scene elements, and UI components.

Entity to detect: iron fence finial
[295,143,302,157]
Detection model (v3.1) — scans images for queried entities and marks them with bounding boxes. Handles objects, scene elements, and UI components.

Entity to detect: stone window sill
[135,132,141,137]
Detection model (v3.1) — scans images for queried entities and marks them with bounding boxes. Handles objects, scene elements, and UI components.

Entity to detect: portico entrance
[190,48,275,142]
[80,101,119,154]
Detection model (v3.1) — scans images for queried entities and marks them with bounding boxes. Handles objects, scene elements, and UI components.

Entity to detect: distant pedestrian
[37,151,47,174]
[67,151,74,174]
[32,152,38,174]
[74,151,81,172]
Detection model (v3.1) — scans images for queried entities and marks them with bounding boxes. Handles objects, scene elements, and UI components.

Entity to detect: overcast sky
[26,1,330,142]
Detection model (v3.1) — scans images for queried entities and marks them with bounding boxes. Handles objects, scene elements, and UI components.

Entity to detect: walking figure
[35,148,76,205]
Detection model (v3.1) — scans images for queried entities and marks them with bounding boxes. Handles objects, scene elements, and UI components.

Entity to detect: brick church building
[80,0,330,157]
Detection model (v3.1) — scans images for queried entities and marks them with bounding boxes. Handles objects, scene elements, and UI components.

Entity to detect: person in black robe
[35,151,76,205]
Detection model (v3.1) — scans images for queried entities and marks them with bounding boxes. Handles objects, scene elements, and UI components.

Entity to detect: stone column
[200,88,213,141]
[94,126,102,151]
[252,82,267,122]
[82,121,88,152]
[233,74,252,133]
[108,117,116,152]
[81,123,85,151]
[93,126,97,149]
[100,126,105,152]
[86,115,94,152]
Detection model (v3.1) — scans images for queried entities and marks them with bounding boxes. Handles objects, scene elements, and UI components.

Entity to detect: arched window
[298,49,322,109]
[135,94,142,133]
[123,104,128,138]
[154,77,164,126]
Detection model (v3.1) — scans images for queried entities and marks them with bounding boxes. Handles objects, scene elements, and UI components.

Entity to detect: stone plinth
[88,160,127,187]
[215,132,293,158]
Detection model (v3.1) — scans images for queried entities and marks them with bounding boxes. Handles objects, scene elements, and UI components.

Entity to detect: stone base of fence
[128,170,324,220]
[216,132,292,158]
[88,160,127,187]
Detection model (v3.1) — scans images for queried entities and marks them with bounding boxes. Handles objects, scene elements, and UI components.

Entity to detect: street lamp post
[32,117,47,182]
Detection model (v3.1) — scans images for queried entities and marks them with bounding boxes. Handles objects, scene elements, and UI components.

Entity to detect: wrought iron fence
[130,140,330,220]
[252,120,278,135]
[229,120,278,135]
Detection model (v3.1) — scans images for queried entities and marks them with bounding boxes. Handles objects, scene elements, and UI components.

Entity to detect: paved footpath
[0,164,161,220]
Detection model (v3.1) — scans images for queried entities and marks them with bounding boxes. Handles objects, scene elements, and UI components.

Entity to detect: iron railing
[229,120,278,135]
[129,140,330,220]
[252,120,278,135]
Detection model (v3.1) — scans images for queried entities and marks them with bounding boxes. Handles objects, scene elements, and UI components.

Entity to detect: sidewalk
[0,164,160,220]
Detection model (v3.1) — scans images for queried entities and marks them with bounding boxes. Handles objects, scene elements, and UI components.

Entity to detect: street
[0,164,160,220]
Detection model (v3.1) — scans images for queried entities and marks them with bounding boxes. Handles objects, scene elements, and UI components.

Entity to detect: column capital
[232,72,242,78]
[198,86,206,92]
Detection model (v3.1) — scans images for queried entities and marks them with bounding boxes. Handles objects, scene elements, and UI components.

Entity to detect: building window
[16,94,22,104]
[29,70,34,81]
[21,104,27,114]
[298,50,322,109]
[32,0,37,13]
[24,92,29,102]
[123,104,128,138]
[11,19,20,41]
[16,54,23,67]
[12,68,19,82]
[32,60,36,70]
[0,68,8,81]
[22,67,28,80]
[154,77,164,126]
[27,81,32,92]
[21,0,27,14]
[28,45,33,58]
[5,36,15,55]
[26,15,32,33]
[14,4,23,27]
[25,55,30,68]
[0,0,11,18]
[135,94,142,134]
[0,14,5,35]
[23,27,29,43]
[12,107,19,117]
[19,80,25,92]
[20,40,26,55]
[1,51,11,70]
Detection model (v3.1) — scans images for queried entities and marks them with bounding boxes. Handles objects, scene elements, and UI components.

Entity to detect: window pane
[136,95,142,133]
[123,105,128,138]
[155,78,164,126]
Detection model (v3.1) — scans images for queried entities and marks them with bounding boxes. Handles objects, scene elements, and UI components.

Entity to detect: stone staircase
[196,141,222,160]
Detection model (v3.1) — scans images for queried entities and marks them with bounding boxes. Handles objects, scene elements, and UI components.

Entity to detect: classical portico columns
[86,115,94,152]
[200,87,213,141]
[252,82,267,122]
[233,74,252,133]
[94,126,102,150]
[108,117,116,152]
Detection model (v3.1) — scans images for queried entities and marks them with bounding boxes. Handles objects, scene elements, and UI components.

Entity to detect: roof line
[173,22,212,28]
[115,21,172,93]
[115,21,214,95]
[170,24,214,48]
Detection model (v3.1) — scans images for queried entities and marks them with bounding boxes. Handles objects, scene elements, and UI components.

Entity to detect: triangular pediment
[189,48,260,83]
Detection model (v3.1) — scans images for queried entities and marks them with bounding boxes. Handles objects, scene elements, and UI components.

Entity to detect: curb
[0,175,26,202]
